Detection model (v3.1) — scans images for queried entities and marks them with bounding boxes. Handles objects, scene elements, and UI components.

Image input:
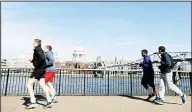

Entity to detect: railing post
[189,72,192,96]
[175,71,178,96]
[58,70,62,96]
[83,70,86,96]
[4,69,10,96]
[130,72,133,96]
[107,71,110,96]
[122,71,124,96]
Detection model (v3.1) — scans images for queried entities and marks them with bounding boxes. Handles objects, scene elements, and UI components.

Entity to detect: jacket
[31,45,46,70]
[45,51,56,72]
[159,51,172,74]
[142,55,154,76]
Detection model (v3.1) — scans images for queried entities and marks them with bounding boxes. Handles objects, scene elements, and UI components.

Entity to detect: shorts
[45,72,55,83]
[30,69,45,80]
[141,75,155,88]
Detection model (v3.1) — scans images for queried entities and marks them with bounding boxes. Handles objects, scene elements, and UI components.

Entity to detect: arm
[160,54,171,67]
[30,53,34,63]
[46,52,54,66]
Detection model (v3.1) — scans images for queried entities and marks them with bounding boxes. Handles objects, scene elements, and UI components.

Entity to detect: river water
[1,74,191,96]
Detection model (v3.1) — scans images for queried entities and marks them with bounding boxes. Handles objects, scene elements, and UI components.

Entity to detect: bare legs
[46,82,56,95]
[38,78,51,102]
[26,78,51,103]
[26,78,36,103]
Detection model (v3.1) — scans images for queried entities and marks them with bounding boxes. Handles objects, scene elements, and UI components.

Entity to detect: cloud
[111,36,191,61]
[114,36,153,47]
[115,42,134,46]
[153,43,191,52]
[96,20,127,25]
[2,19,190,62]
[1,4,100,62]
[2,3,190,62]
[1,21,98,62]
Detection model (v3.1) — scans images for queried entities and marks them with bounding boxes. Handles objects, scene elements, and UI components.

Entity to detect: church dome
[72,43,86,62]
[75,45,84,52]
[73,44,85,54]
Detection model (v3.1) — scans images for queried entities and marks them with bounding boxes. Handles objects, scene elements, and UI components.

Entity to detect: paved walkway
[2,96,191,112]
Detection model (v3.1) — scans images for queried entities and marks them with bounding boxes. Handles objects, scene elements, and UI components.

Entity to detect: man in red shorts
[44,45,58,103]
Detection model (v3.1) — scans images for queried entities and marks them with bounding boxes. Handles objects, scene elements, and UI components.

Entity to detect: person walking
[154,46,186,105]
[44,45,58,103]
[140,49,159,100]
[26,39,54,109]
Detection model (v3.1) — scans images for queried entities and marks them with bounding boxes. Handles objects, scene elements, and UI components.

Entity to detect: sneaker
[26,103,38,109]
[147,93,155,100]
[53,97,58,103]
[181,94,187,104]
[152,97,159,102]
[45,102,53,108]
[154,97,164,105]
[50,93,56,102]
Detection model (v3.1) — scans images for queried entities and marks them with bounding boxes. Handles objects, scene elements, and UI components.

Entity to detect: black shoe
[146,93,155,100]
[45,102,53,108]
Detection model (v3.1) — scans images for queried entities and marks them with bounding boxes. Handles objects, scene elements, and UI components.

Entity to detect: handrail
[1,68,191,96]
[1,67,191,72]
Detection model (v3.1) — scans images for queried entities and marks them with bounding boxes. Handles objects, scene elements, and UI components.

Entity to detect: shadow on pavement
[119,95,154,104]
[21,95,47,106]
[164,102,181,105]
[120,95,181,105]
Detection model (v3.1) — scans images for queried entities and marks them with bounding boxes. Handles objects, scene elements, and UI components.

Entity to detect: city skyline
[2,2,191,61]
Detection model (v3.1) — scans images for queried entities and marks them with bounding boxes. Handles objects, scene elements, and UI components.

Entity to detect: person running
[154,46,186,105]
[26,39,54,108]
[140,49,159,100]
[44,45,58,103]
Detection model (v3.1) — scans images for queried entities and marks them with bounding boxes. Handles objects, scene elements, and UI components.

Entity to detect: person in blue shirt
[44,45,58,103]
[140,49,158,100]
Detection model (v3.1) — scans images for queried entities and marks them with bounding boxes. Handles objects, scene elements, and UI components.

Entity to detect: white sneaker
[50,93,56,102]
[26,103,38,109]
[53,97,58,103]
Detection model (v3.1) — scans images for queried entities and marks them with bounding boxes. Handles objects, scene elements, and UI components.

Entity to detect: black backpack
[167,54,174,69]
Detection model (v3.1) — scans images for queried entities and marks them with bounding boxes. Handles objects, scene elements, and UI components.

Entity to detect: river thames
[1,74,191,96]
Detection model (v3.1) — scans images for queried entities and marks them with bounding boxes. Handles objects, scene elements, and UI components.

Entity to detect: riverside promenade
[2,96,191,112]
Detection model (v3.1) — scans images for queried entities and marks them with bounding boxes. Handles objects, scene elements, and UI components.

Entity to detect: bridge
[94,52,191,70]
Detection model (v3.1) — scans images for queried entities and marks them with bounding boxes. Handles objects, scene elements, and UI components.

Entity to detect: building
[5,59,33,68]
[1,59,7,68]
[72,44,86,63]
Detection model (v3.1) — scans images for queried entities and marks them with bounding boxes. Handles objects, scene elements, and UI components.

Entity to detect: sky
[1,2,191,62]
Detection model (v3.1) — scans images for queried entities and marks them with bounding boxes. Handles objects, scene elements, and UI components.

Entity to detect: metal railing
[1,68,191,96]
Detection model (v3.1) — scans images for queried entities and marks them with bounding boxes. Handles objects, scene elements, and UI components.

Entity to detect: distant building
[1,59,7,67]
[72,44,86,63]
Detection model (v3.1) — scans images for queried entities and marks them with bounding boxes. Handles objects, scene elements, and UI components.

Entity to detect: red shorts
[45,72,55,83]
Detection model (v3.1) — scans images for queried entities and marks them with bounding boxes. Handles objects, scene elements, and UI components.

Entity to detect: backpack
[167,54,174,69]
